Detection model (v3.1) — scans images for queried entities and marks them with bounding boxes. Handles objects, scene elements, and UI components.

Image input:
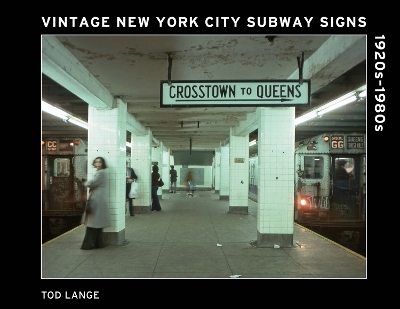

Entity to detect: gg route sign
[161,79,310,107]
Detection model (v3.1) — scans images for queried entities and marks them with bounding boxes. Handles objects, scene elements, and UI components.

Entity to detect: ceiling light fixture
[42,100,129,147]
[357,90,366,99]
[295,85,366,126]
[249,139,257,146]
[66,116,88,130]
[43,83,365,148]
[42,100,69,120]
[42,100,89,130]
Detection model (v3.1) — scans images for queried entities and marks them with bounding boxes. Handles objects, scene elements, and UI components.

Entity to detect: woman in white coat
[81,156,111,250]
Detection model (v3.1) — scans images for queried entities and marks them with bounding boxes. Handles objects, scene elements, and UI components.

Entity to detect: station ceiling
[42,35,366,155]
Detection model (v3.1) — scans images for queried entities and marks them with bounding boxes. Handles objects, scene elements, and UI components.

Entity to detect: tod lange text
[41,291,99,299]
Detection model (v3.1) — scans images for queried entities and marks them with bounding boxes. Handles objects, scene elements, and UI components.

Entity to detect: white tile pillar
[130,129,151,214]
[256,107,295,247]
[228,127,249,214]
[169,150,175,167]
[132,128,152,212]
[161,145,169,195]
[87,99,126,246]
[151,142,163,198]
[219,144,230,200]
[214,148,221,193]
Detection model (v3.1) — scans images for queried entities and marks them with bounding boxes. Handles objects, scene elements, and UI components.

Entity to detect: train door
[47,155,75,210]
[331,155,362,220]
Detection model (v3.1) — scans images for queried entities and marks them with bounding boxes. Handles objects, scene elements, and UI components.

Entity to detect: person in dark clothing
[169,165,177,193]
[151,165,162,211]
[126,162,138,216]
[335,159,349,180]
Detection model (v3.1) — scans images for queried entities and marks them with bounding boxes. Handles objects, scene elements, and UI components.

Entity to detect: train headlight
[300,196,310,209]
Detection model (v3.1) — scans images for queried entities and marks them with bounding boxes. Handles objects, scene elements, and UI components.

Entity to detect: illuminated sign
[347,135,364,149]
[46,140,57,151]
[331,136,344,149]
[161,79,310,107]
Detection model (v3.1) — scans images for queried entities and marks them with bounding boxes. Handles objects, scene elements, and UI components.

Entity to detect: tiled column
[169,151,175,166]
[228,128,249,214]
[168,150,175,192]
[151,142,163,198]
[214,148,221,193]
[256,107,295,248]
[161,145,169,195]
[219,144,230,200]
[87,99,126,246]
[132,128,152,213]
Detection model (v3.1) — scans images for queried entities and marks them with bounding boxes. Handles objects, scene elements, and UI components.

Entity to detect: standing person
[169,165,177,193]
[81,156,111,250]
[126,162,138,216]
[185,170,194,196]
[151,165,162,211]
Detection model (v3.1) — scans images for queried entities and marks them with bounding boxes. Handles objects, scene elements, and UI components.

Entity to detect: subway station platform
[41,190,366,279]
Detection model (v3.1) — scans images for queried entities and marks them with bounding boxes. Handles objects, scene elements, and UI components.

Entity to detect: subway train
[42,137,88,243]
[249,132,366,255]
[293,132,366,223]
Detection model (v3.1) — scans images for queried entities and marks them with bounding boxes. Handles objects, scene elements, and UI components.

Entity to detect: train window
[53,158,70,177]
[335,157,355,180]
[303,156,324,179]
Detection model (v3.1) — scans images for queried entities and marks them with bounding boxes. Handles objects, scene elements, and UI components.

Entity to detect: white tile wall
[172,165,213,189]
[214,149,221,190]
[220,145,230,196]
[256,107,295,234]
[132,128,152,207]
[229,129,249,206]
[151,142,163,194]
[162,146,170,189]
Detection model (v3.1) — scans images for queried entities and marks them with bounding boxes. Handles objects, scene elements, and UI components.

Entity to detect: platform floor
[42,190,366,279]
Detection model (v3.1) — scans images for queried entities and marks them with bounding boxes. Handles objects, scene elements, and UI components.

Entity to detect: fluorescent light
[67,116,88,130]
[42,100,132,148]
[42,99,88,130]
[249,139,257,146]
[317,95,357,116]
[42,100,69,120]
[295,85,365,125]
[294,110,318,126]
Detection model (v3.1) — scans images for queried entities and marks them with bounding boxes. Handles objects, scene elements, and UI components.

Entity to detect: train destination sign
[160,80,310,107]
[347,135,364,149]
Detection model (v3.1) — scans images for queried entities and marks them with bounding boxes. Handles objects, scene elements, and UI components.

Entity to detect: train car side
[248,132,366,224]
[248,132,366,255]
[294,133,366,224]
[42,138,88,242]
